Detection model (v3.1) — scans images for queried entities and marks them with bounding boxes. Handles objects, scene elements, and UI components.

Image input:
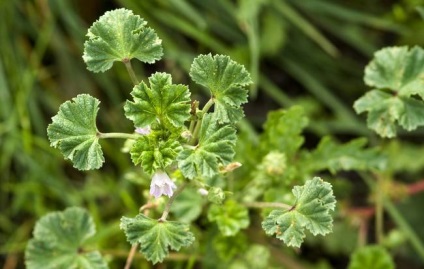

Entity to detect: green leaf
[208,200,249,236]
[190,54,252,123]
[208,187,226,204]
[348,245,395,269]
[120,214,195,264]
[47,94,104,170]
[302,136,387,174]
[354,46,424,137]
[170,187,203,223]
[83,8,163,72]
[124,72,191,128]
[177,114,237,179]
[25,207,108,269]
[260,106,308,159]
[262,177,336,248]
[130,134,182,175]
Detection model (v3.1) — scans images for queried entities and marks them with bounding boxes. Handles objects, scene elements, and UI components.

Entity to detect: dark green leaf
[262,177,336,248]
[83,8,163,72]
[124,72,191,128]
[177,114,237,179]
[190,54,252,123]
[25,207,107,269]
[47,94,104,170]
[120,214,195,264]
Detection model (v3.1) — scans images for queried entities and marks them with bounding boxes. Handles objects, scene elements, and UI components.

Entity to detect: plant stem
[375,175,384,244]
[159,182,188,222]
[189,98,214,145]
[124,244,138,269]
[98,132,139,140]
[123,59,139,85]
[244,201,292,210]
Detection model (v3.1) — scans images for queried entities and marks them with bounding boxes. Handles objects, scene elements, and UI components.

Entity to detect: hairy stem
[244,201,292,210]
[123,59,139,85]
[189,98,214,145]
[98,132,139,140]
[124,245,138,269]
[159,182,188,222]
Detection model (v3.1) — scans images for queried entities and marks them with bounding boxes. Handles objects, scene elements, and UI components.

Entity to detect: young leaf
[208,200,249,236]
[348,245,395,269]
[190,54,252,123]
[47,94,104,170]
[354,46,424,137]
[120,214,195,264]
[25,207,108,269]
[301,136,387,174]
[177,114,237,179]
[83,8,163,72]
[124,72,191,128]
[262,177,336,248]
[130,134,182,175]
[260,106,308,159]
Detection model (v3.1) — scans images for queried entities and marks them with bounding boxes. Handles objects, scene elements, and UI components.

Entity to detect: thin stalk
[98,132,139,140]
[375,175,384,244]
[159,182,188,222]
[123,59,139,85]
[244,201,292,210]
[189,98,214,145]
[124,244,138,269]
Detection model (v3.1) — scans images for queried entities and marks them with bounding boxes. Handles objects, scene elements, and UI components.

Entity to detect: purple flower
[135,126,151,135]
[150,170,177,198]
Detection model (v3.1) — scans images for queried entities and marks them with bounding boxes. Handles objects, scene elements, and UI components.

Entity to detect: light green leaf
[25,207,108,269]
[177,114,237,179]
[47,94,104,170]
[170,187,203,223]
[124,72,191,128]
[262,177,336,248]
[302,136,387,174]
[130,134,182,175]
[208,200,249,236]
[83,8,163,72]
[208,187,226,204]
[260,106,308,159]
[120,214,195,264]
[354,46,424,137]
[348,245,394,269]
[190,54,252,123]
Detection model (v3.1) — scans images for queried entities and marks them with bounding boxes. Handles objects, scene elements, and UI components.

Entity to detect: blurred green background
[1,0,424,268]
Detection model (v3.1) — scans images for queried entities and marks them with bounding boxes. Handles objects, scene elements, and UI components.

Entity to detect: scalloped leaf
[262,177,336,248]
[120,214,195,264]
[208,200,249,236]
[190,54,252,123]
[124,72,191,128]
[25,207,108,269]
[348,245,394,269]
[130,134,182,175]
[47,94,104,170]
[83,8,163,72]
[354,46,424,137]
[177,114,237,179]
